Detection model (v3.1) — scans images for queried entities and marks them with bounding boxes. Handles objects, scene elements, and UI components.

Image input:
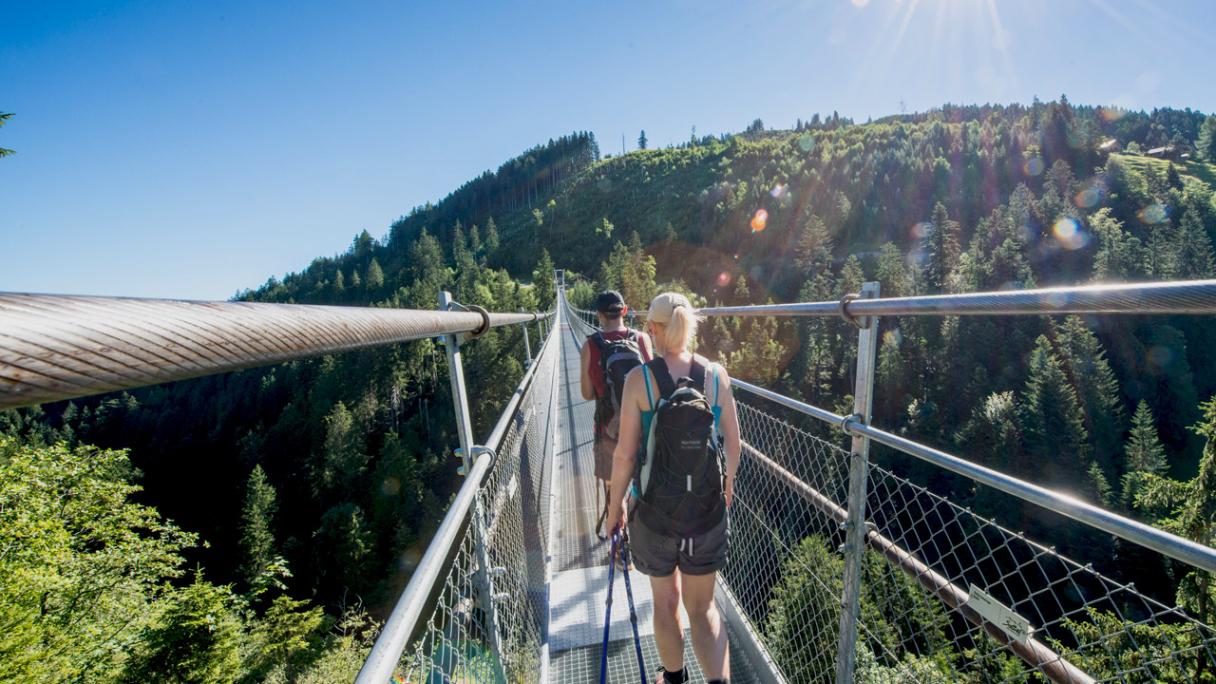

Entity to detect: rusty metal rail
[0,293,552,410]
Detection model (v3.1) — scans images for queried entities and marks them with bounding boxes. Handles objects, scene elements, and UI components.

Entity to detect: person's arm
[580,339,596,401]
[715,364,741,508]
[606,367,646,533]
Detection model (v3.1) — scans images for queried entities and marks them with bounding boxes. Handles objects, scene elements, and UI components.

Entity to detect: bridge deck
[547,320,761,683]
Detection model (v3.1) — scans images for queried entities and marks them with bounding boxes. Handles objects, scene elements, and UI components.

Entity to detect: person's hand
[724,474,735,508]
[607,499,628,535]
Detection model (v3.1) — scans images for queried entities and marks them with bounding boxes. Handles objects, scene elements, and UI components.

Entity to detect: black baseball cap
[595,290,626,313]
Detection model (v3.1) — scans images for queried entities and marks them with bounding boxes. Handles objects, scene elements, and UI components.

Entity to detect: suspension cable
[0,293,551,410]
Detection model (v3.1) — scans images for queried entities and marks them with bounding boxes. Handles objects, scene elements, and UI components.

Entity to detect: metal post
[835,281,880,684]
[520,309,533,366]
[437,291,506,681]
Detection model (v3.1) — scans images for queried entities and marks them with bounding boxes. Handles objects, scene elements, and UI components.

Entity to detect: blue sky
[2,0,1214,300]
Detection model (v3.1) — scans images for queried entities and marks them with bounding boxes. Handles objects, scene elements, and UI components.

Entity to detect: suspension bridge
[3,279,1216,683]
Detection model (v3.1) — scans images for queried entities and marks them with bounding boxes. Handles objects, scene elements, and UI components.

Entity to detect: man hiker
[580,290,653,539]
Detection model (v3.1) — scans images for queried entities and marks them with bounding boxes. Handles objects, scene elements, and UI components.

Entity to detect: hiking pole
[618,532,649,684]
[599,532,619,684]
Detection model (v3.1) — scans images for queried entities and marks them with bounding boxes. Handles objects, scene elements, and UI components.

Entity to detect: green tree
[1126,400,1168,474]
[875,242,912,298]
[1198,115,1216,162]
[1120,400,1168,508]
[0,438,196,682]
[795,214,833,275]
[532,249,556,311]
[1091,208,1142,280]
[365,257,385,290]
[240,465,281,591]
[924,202,960,294]
[242,595,327,681]
[122,577,244,684]
[332,269,345,296]
[597,217,615,240]
[314,402,367,496]
[637,130,648,150]
[1054,316,1124,476]
[484,217,500,254]
[1176,205,1216,278]
[1133,397,1216,679]
[0,112,12,157]
[1021,336,1091,491]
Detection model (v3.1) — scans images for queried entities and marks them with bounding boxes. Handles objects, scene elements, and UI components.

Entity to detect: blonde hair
[650,298,701,354]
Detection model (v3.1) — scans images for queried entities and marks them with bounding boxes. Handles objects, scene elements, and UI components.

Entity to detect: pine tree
[1054,316,1124,476]
[1125,401,1167,474]
[1021,336,1090,488]
[1091,208,1142,280]
[637,130,648,150]
[795,214,833,274]
[532,249,556,311]
[924,202,960,294]
[1166,163,1184,191]
[1176,206,1216,278]
[0,112,13,157]
[365,257,385,290]
[875,242,911,298]
[468,224,482,256]
[1134,397,1216,636]
[838,255,864,296]
[240,465,279,589]
[484,217,501,254]
[1198,115,1216,162]
[452,221,468,265]
[332,269,345,296]
[733,274,751,303]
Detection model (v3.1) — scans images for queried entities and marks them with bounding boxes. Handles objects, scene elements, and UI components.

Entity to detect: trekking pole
[599,533,619,684]
[618,532,649,683]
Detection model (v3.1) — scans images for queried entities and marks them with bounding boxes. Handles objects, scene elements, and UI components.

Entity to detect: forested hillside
[4,100,1216,680]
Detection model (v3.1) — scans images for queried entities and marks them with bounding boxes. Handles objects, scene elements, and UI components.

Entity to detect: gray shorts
[627,512,729,577]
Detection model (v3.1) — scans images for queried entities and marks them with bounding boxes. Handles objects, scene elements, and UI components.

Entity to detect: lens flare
[911,221,931,240]
[798,133,816,152]
[1023,157,1045,176]
[1138,204,1168,224]
[1052,217,1089,250]
[1073,186,1101,209]
[717,271,732,286]
[750,208,768,233]
[770,184,788,199]
[1148,345,1173,368]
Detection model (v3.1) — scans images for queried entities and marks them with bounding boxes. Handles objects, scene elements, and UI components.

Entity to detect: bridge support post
[438,291,507,682]
[835,281,880,684]
[520,309,533,366]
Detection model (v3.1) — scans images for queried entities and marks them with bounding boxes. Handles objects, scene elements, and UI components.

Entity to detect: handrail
[0,292,553,410]
[730,378,1216,575]
[700,279,1216,318]
[356,313,556,684]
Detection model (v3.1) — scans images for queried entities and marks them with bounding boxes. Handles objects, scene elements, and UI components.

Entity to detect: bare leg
[681,571,728,680]
[650,573,684,675]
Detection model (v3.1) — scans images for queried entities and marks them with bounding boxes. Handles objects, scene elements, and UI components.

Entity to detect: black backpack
[633,357,726,537]
[591,331,645,426]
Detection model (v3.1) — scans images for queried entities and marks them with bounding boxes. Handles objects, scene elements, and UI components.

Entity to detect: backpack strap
[647,358,678,400]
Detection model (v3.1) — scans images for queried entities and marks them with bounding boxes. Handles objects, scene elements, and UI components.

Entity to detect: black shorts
[627,512,729,577]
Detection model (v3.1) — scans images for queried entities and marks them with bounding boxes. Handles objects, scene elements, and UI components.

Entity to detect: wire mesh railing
[357,303,560,684]
[562,285,1216,683]
[396,329,558,683]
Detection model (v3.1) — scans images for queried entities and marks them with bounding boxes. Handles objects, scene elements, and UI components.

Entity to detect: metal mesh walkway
[549,316,764,683]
